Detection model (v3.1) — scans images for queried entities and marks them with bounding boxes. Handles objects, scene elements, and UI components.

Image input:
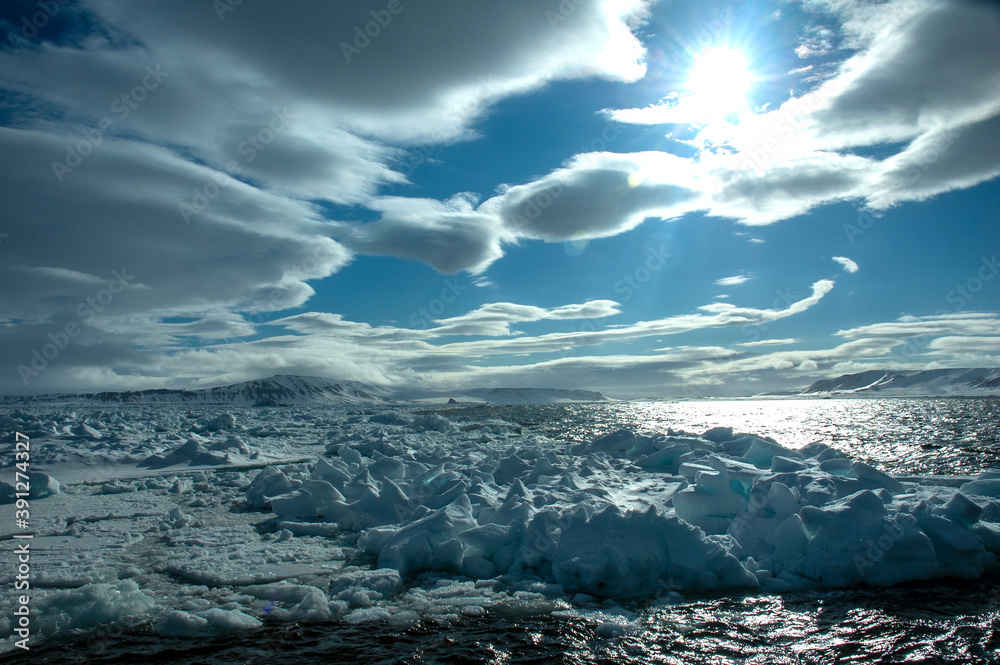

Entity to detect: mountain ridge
[1,375,608,405]
[802,368,1000,396]
[3,375,392,405]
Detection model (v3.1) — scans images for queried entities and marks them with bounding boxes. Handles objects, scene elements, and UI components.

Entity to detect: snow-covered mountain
[7,375,393,405]
[802,368,1000,396]
[3,375,608,405]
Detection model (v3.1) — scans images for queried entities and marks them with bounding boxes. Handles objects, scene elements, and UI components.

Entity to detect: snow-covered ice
[2,404,999,652]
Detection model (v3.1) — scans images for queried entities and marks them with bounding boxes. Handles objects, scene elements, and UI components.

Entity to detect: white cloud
[703,151,877,225]
[332,195,510,274]
[0,127,351,323]
[715,274,752,286]
[825,313,1000,369]
[481,151,703,241]
[868,113,1000,209]
[597,0,1000,228]
[921,336,1000,368]
[837,313,1000,340]
[544,301,623,320]
[606,93,715,127]
[431,346,745,395]
[737,338,798,347]
[393,279,835,358]
[806,1,1000,149]
[4,1,999,395]
[0,0,656,284]
[0,0,667,393]
[179,281,841,396]
[339,149,708,272]
[832,256,859,273]
[333,150,704,272]
[271,299,622,341]
[680,338,904,383]
[16,0,651,144]
[0,279,835,394]
[431,300,622,337]
[928,336,1000,354]
[0,125,361,393]
[6,0,996,283]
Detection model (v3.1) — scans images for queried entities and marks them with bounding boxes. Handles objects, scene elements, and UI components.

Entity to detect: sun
[684,46,756,118]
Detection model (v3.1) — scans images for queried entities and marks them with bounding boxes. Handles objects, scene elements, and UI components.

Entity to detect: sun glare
[685,46,755,117]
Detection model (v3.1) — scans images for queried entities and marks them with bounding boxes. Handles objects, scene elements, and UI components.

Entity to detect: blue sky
[1,0,999,397]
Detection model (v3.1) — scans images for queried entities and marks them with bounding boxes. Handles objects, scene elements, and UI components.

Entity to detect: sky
[1,0,999,398]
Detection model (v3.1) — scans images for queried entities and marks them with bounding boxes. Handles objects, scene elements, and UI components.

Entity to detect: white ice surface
[2,405,999,652]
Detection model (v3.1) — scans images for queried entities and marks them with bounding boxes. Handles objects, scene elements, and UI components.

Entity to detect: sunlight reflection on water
[622,397,1000,475]
[501,397,1000,475]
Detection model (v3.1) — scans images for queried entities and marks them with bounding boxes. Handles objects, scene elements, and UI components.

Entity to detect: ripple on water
[471,398,999,475]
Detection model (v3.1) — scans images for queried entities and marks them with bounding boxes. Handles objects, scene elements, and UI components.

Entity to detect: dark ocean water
[6,398,1000,664]
[10,579,1000,664]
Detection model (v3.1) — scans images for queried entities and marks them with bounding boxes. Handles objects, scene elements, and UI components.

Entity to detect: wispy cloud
[679,338,904,384]
[415,280,834,358]
[837,313,1000,340]
[0,279,835,394]
[737,338,798,347]
[928,336,1000,354]
[715,273,752,286]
